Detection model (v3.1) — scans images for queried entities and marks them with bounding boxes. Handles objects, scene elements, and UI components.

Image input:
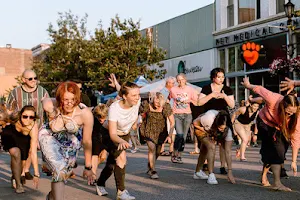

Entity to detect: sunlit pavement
[0,143,300,200]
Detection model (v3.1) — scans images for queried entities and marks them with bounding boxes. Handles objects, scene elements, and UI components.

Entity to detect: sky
[0,0,214,49]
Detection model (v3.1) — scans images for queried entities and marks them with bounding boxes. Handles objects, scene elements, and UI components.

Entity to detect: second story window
[238,0,260,24]
[227,0,234,27]
[276,0,285,13]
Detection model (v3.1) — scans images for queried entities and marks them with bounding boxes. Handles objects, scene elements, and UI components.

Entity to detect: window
[237,76,245,103]
[238,0,260,24]
[227,0,234,27]
[276,0,285,13]
[228,47,235,72]
[219,49,225,69]
[237,47,244,71]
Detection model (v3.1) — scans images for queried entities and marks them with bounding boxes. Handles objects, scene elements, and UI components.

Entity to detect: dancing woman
[39,81,94,200]
[242,77,299,191]
[231,102,260,161]
[97,82,140,200]
[140,92,175,179]
[1,105,39,193]
[193,110,232,184]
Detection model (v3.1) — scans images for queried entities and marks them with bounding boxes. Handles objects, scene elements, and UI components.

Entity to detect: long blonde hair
[278,93,299,141]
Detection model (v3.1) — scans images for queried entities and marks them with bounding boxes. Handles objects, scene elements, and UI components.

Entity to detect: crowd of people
[0,68,300,199]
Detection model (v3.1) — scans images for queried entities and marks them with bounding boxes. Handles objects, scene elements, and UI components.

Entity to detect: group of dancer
[0,67,300,200]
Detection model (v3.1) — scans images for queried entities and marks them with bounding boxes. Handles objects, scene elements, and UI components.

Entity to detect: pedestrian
[39,81,95,200]
[169,73,198,163]
[242,77,299,191]
[139,92,175,179]
[231,102,260,161]
[1,105,40,193]
[6,69,49,181]
[193,110,233,184]
[197,67,235,182]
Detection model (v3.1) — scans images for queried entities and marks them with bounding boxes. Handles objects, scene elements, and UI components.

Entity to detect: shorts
[92,132,110,156]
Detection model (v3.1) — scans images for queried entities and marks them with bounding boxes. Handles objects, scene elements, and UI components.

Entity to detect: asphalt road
[0,144,300,200]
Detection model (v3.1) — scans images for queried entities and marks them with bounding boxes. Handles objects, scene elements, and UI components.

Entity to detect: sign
[215,19,300,47]
[150,49,215,82]
[241,42,261,66]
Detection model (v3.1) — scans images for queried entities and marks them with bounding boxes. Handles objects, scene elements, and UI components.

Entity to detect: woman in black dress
[1,105,39,193]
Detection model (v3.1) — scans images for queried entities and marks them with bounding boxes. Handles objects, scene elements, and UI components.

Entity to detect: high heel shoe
[21,176,26,185]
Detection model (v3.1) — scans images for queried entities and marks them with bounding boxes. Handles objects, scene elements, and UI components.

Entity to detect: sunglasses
[22,115,35,120]
[25,77,38,81]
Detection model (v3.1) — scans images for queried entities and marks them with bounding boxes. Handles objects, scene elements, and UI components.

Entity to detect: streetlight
[284,0,295,22]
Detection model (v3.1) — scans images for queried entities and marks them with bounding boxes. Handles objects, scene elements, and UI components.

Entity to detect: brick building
[0,45,32,96]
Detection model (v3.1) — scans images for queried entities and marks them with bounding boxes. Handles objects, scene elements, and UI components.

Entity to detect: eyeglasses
[22,115,35,120]
[24,77,38,81]
[63,99,75,104]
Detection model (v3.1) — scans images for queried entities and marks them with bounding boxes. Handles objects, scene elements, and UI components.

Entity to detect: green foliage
[33,11,166,94]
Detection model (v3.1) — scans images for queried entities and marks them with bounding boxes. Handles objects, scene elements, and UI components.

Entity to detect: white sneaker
[116,189,135,200]
[130,149,137,153]
[96,185,108,196]
[207,173,218,185]
[193,170,208,180]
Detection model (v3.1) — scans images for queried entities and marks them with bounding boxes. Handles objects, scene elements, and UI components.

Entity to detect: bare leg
[224,141,235,184]
[195,137,216,174]
[9,147,24,193]
[48,182,65,200]
[261,164,271,186]
[271,164,291,191]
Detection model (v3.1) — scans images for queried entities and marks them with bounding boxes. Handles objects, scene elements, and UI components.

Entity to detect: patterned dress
[39,111,82,183]
[140,102,172,145]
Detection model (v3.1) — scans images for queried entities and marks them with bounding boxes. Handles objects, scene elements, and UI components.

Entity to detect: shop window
[237,76,245,103]
[237,47,244,71]
[219,49,225,69]
[228,77,236,99]
[228,47,235,72]
[227,0,234,27]
[276,0,285,13]
[238,0,260,24]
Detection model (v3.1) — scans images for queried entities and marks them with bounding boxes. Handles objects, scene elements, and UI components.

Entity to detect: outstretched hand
[241,77,251,89]
[280,77,295,95]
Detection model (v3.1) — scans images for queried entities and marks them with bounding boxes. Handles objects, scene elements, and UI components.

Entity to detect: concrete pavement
[0,144,300,200]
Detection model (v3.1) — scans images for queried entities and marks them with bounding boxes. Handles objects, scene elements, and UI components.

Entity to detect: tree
[33,11,166,94]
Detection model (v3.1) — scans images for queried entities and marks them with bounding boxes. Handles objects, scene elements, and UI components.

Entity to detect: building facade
[214,0,300,102]
[146,0,300,103]
[0,45,32,96]
[144,4,216,87]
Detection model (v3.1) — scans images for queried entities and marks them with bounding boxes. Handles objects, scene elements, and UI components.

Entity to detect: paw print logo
[241,42,261,66]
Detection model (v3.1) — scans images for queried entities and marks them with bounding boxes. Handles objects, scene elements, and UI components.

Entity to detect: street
[0,144,300,200]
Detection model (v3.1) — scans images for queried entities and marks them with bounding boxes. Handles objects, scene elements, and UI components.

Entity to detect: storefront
[214,17,299,102]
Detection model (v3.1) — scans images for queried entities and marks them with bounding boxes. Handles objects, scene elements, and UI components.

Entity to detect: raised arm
[280,77,299,94]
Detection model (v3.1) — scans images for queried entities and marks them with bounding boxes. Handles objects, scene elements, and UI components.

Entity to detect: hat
[200,110,219,131]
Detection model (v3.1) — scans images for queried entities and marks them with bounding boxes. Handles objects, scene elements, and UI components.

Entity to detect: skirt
[39,124,82,182]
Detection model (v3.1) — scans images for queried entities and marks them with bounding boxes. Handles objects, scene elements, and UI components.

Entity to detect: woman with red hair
[39,81,94,200]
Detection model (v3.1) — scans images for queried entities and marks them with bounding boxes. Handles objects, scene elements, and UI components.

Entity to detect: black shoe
[25,172,33,180]
[202,164,208,171]
[220,167,227,175]
[21,176,26,185]
[280,168,289,179]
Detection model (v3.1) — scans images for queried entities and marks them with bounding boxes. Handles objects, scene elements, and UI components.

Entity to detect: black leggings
[97,134,130,191]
